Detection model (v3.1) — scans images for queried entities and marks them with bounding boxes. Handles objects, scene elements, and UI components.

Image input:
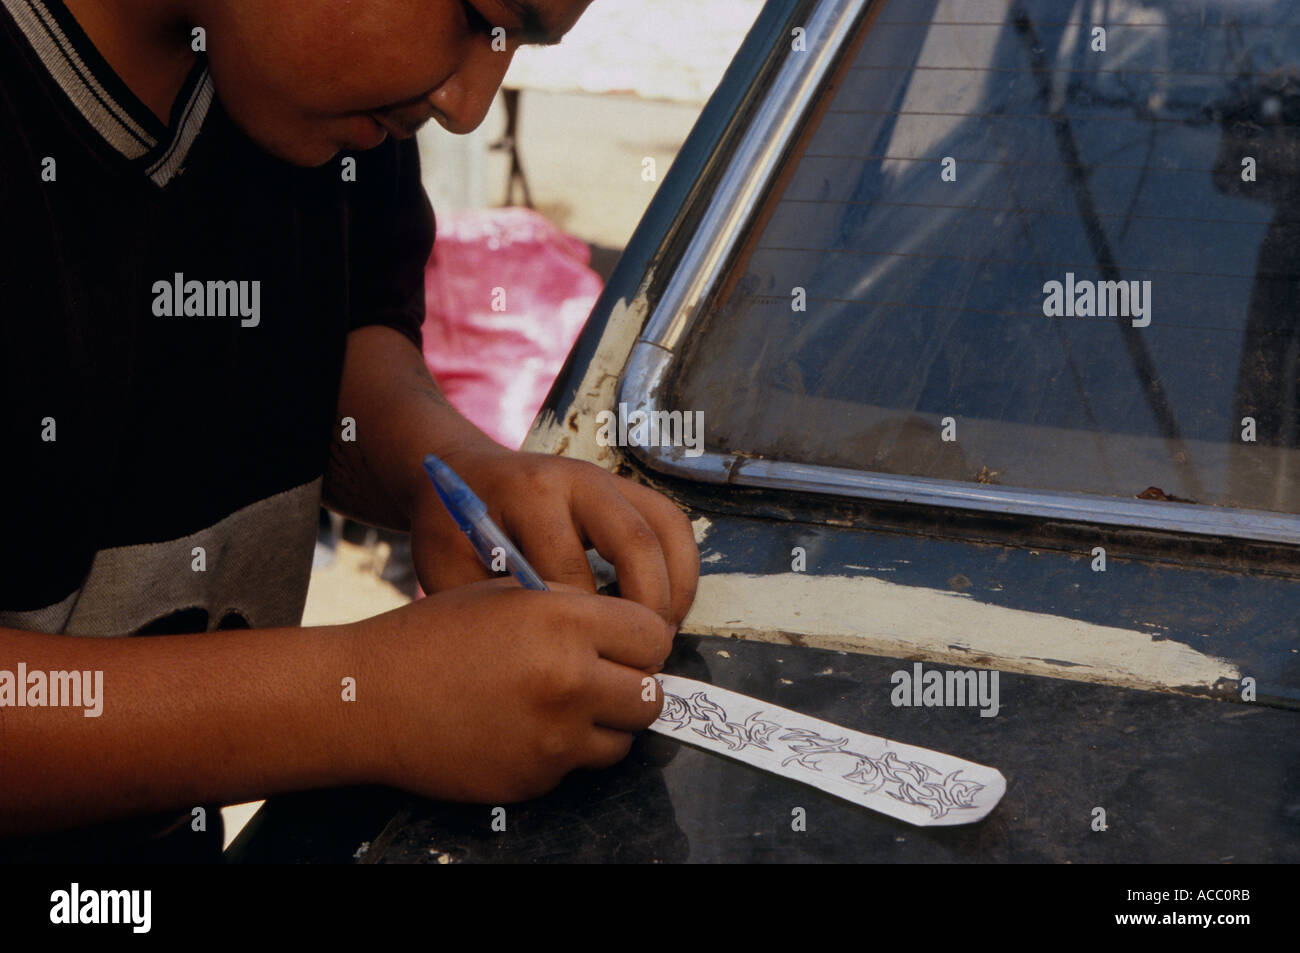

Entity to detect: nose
[429,41,515,135]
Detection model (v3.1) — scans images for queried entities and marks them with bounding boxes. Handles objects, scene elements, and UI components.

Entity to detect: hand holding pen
[423,453,550,592]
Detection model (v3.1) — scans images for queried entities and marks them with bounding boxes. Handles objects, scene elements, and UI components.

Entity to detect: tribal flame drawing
[657,689,987,820]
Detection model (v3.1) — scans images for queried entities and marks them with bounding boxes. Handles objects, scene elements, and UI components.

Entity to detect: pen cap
[422,454,488,532]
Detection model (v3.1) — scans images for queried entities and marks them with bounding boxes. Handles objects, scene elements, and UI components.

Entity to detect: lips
[343,113,389,151]
[369,111,424,139]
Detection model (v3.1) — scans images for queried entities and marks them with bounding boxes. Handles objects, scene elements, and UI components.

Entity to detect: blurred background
[224,0,765,845]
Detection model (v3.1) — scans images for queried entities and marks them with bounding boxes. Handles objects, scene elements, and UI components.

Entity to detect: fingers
[575,663,665,771]
[572,592,674,671]
[416,454,700,633]
[576,726,637,771]
[588,659,664,732]
[570,480,674,624]
[613,479,700,627]
[411,501,495,592]
[511,517,598,593]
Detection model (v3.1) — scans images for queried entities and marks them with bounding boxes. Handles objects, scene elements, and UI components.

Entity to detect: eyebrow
[500,0,566,46]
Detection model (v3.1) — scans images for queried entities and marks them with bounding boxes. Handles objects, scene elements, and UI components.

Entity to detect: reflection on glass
[673,0,1300,514]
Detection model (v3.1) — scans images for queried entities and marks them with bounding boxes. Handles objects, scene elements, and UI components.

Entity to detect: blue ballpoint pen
[422,453,549,591]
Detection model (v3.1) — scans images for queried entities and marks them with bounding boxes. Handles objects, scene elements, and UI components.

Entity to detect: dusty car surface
[233,0,1299,863]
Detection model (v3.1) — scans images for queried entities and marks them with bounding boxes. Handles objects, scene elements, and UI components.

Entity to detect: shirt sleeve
[345,136,436,350]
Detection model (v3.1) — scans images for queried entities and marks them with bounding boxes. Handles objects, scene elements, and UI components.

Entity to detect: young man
[0,0,698,861]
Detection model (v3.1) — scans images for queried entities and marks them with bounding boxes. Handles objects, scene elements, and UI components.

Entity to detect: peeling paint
[682,572,1240,695]
[692,515,714,547]
[522,285,653,467]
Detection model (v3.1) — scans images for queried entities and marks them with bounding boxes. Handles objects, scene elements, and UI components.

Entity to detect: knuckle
[535,727,574,764]
[653,623,675,661]
[625,607,673,661]
[626,519,659,548]
[537,654,588,707]
[518,460,556,496]
[555,554,593,580]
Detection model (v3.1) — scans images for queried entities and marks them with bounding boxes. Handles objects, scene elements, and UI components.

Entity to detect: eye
[460,1,497,36]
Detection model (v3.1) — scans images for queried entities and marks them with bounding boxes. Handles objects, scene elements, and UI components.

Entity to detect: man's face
[195,0,592,165]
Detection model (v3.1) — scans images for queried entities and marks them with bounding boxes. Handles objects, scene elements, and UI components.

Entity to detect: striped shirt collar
[1,0,213,187]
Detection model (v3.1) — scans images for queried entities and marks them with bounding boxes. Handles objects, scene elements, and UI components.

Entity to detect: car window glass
[670,0,1300,514]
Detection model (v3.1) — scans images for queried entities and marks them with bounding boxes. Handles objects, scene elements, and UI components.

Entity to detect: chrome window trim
[617,0,1300,546]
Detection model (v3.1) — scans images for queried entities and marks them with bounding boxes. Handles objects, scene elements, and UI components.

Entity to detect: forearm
[323,324,505,530]
[0,623,373,837]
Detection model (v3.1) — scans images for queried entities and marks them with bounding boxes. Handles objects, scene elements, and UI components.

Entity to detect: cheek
[201,51,346,165]
[221,38,456,122]
[205,2,397,93]
[273,5,463,114]
[198,2,463,162]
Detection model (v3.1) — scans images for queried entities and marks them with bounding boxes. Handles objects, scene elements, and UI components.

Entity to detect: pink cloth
[422,208,602,449]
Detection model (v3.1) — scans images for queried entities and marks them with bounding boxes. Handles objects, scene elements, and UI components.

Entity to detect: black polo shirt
[0,0,435,860]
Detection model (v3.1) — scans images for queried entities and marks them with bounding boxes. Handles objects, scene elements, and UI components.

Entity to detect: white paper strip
[650,675,1006,827]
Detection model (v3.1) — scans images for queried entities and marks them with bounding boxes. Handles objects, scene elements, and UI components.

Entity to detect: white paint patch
[692,515,714,547]
[682,572,1239,694]
[522,285,653,467]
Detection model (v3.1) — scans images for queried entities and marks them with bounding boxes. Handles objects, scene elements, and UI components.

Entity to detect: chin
[268,140,340,168]
[227,112,343,167]
[269,128,391,168]
[295,144,345,167]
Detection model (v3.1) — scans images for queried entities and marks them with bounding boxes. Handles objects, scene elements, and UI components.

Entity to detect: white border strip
[147,71,213,186]
[2,0,156,158]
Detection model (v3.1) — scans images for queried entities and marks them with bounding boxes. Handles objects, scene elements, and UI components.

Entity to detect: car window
[664,0,1300,518]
